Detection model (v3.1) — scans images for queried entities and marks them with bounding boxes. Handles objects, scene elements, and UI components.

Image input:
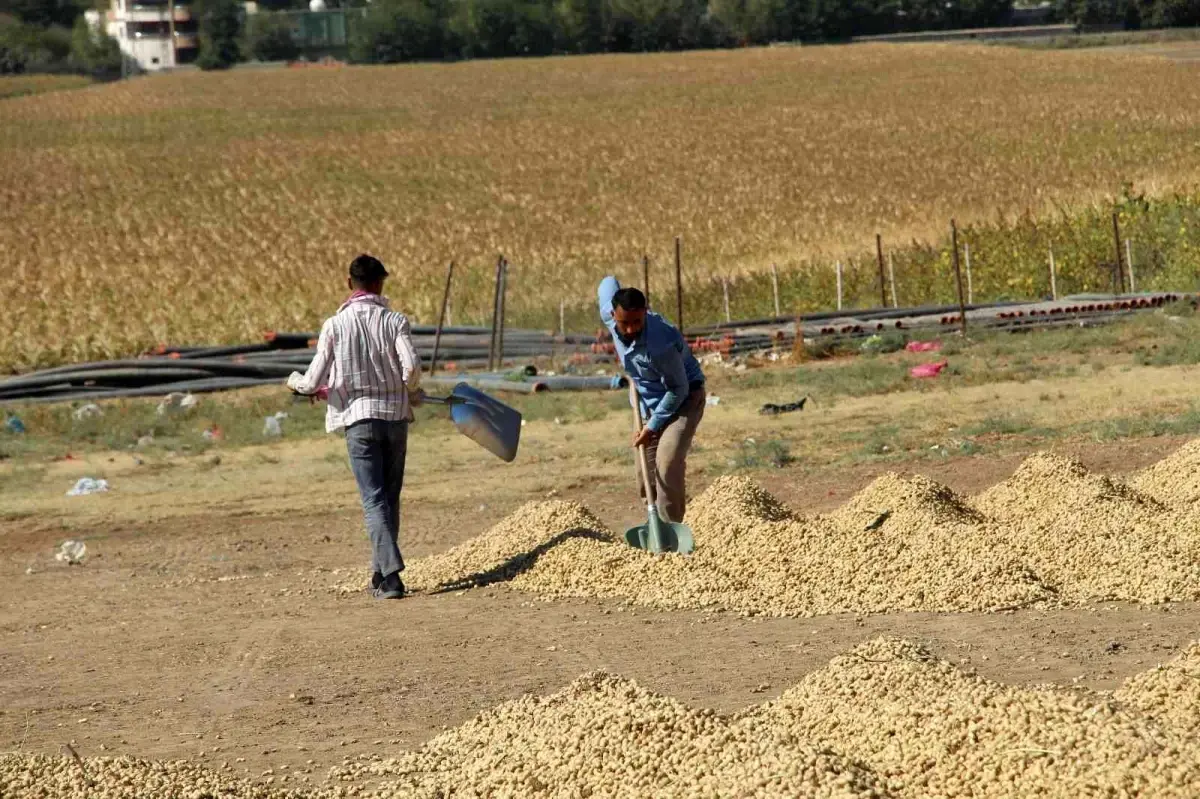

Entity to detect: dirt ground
[3,361,1200,788]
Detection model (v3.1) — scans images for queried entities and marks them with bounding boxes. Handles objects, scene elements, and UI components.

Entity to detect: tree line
[1,0,121,74]
[351,0,1017,63]
[6,0,1200,75]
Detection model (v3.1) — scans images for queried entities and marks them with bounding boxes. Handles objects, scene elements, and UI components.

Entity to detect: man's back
[289,293,421,433]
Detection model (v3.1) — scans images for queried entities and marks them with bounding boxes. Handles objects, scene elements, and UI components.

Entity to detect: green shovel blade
[623,506,695,555]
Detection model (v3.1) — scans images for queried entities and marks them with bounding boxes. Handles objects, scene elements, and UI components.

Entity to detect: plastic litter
[706,395,721,407]
[263,411,289,437]
[55,540,87,564]
[860,334,884,352]
[66,478,109,497]
[201,426,223,441]
[910,360,949,379]
[72,404,103,421]
[157,392,198,416]
[4,416,25,434]
[906,340,942,353]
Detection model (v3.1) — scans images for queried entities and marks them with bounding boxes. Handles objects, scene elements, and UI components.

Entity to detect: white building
[96,0,199,72]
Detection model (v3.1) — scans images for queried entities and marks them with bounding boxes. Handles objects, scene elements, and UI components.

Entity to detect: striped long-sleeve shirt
[287,293,422,433]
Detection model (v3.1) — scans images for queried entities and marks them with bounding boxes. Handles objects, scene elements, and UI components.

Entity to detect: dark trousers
[345,419,408,578]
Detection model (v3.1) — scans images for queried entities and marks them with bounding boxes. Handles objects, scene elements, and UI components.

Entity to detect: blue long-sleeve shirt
[598,276,705,432]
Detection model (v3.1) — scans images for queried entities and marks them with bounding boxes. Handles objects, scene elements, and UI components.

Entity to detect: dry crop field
[5,44,1200,372]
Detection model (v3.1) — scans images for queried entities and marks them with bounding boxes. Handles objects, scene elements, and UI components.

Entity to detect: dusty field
[4,353,1200,796]
[6,44,1200,370]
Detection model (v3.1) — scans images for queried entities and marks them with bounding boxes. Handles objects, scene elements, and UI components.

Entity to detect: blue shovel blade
[623,508,695,555]
[449,382,522,462]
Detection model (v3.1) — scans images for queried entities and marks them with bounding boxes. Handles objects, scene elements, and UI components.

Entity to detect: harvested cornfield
[336,439,1200,619]
[10,46,1200,371]
[10,638,1200,798]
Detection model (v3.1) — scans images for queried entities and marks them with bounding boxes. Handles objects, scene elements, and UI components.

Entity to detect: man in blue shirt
[598,276,706,523]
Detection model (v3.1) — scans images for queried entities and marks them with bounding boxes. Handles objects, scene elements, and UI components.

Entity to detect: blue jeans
[345,419,408,578]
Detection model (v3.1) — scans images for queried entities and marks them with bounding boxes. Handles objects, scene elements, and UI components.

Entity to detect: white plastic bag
[55,540,87,564]
[73,404,103,421]
[263,411,289,437]
[66,478,109,497]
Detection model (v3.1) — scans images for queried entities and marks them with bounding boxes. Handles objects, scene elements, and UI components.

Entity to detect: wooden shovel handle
[630,381,656,506]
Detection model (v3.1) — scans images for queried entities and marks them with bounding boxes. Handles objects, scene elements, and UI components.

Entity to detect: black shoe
[369,571,383,591]
[373,572,405,600]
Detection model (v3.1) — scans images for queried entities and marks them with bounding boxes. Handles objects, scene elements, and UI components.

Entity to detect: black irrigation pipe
[8,377,283,405]
[174,343,276,359]
[680,292,1181,337]
[7,292,1183,406]
[0,367,233,394]
[682,299,1033,335]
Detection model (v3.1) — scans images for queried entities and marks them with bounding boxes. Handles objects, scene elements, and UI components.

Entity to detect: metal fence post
[951,220,967,335]
[876,233,887,308]
[430,260,454,375]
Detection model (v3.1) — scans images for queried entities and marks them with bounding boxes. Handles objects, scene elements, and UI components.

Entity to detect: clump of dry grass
[6,46,1200,371]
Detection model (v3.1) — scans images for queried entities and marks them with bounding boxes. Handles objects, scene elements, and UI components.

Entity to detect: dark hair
[612,287,647,312]
[349,254,389,286]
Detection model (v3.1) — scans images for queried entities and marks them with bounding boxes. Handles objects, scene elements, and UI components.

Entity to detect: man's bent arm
[396,315,421,393]
[597,276,620,326]
[287,321,334,395]
[645,345,689,432]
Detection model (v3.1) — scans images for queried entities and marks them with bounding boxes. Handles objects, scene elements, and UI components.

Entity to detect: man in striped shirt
[287,254,423,600]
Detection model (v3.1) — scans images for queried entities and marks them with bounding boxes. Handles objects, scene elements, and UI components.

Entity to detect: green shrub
[245,12,299,61]
[68,16,121,76]
[195,0,244,70]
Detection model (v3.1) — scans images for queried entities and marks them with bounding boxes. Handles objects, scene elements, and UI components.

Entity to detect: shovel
[424,382,522,462]
[623,382,695,555]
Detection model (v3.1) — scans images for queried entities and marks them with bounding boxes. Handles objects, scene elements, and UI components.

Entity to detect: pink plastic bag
[909,360,948,378]
[905,340,942,353]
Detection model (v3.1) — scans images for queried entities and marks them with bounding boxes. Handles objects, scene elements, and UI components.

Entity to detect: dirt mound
[831,472,985,530]
[974,452,1163,521]
[745,637,1200,798]
[515,477,1050,617]
[14,639,1200,799]
[973,452,1198,603]
[334,445,1200,615]
[0,753,307,799]
[1115,642,1200,738]
[1131,438,1200,512]
[333,501,612,594]
[685,474,796,537]
[330,672,888,798]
